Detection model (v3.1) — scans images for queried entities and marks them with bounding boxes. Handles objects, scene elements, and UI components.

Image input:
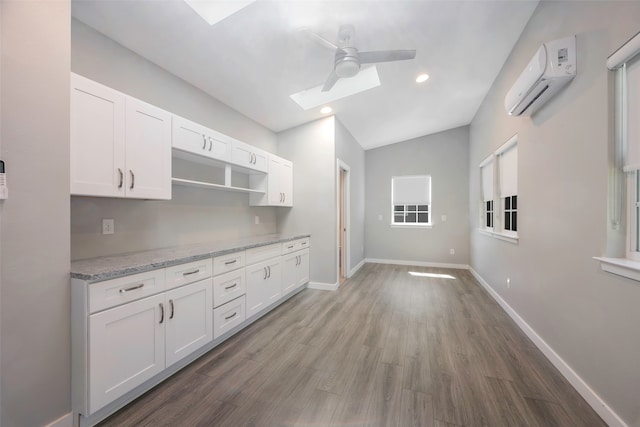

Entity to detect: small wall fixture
[416,74,429,83]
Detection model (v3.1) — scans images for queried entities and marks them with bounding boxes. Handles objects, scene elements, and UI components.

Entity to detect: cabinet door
[231,140,268,173]
[165,279,213,367]
[125,97,172,200]
[89,294,165,414]
[280,159,293,207]
[267,157,282,205]
[70,73,125,197]
[265,258,282,305]
[296,248,310,288]
[245,260,272,319]
[281,252,299,295]
[172,115,210,158]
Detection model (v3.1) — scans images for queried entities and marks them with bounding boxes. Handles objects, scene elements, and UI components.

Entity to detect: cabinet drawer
[213,269,246,308]
[213,251,245,275]
[165,258,213,290]
[281,237,310,255]
[213,296,246,339]
[246,243,281,265]
[89,270,166,314]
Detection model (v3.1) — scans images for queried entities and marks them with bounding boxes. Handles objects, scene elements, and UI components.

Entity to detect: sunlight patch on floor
[408,271,456,279]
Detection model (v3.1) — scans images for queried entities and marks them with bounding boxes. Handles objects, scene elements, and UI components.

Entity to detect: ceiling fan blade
[359,50,416,64]
[303,28,338,51]
[321,70,340,92]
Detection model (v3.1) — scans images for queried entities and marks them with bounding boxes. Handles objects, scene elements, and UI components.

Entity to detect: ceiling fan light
[335,60,360,78]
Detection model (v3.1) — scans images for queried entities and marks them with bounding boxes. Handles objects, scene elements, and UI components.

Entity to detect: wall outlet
[378,214,383,221]
[102,219,114,235]
[507,277,511,288]
[442,215,447,222]
[255,215,259,225]
[449,248,455,255]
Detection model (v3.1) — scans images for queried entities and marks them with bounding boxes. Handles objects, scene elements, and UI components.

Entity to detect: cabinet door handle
[169,299,175,319]
[288,245,294,249]
[283,193,286,203]
[224,283,237,290]
[224,259,237,265]
[129,170,135,190]
[159,303,164,324]
[267,266,271,278]
[119,283,144,293]
[263,267,267,280]
[182,269,200,276]
[208,137,213,151]
[117,168,124,189]
[297,255,300,266]
[202,135,207,150]
[225,312,237,321]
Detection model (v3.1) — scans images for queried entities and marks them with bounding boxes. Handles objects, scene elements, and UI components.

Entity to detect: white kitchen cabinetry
[172,115,231,163]
[70,73,172,200]
[249,154,293,207]
[245,247,282,319]
[282,248,310,295]
[88,293,165,414]
[231,140,268,173]
[213,295,246,339]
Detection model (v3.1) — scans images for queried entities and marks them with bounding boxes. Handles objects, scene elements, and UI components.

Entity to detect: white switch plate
[450,248,455,255]
[255,215,259,225]
[102,219,114,235]
[442,215,447,222]
[378,214,383,221]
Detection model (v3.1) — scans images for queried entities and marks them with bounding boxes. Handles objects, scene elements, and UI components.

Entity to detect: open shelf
[171,177,265,194]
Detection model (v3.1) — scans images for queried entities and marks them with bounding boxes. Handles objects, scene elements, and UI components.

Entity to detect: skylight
[184,0,256,26]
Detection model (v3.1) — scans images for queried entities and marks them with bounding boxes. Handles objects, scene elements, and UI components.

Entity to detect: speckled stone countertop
[70,233,310,283]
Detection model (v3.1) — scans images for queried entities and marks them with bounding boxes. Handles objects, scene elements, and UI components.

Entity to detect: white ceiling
[72,0,538,150]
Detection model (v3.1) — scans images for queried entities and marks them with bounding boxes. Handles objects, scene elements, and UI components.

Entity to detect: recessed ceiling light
[184,0,256,26]
[320,106,333,114]
[416,74,430,83]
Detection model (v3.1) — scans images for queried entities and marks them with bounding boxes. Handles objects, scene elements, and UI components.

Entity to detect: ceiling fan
[306,24,417,92]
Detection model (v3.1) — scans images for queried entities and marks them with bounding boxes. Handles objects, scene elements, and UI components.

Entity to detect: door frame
[336,159,351,284]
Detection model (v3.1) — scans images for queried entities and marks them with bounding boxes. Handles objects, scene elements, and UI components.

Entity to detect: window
[478,135,518,241]
[497,137,518,237]
[391,175,431,226]
[480,155,494,229]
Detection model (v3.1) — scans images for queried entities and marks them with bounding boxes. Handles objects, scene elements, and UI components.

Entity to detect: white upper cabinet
[250,154,293,207]
[231,140,268,173]
[172,115,231,163]
[70,73,172,200]
[70,73,126,197]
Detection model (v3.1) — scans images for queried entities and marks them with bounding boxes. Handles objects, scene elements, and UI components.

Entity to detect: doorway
[337,160,350,285]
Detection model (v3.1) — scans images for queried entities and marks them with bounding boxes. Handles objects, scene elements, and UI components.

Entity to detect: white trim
[594,256,640,283]
[608,30,640,70]
[307,281,339,291]
[349,258,366,277]
[495,133,518,155]
[337,159,351,280]
[469,268,628,427]
[478,228,519,244]
[46,413,72,427]
[479,153,495,168]
[365,258,469,270]
[390,223,432,229]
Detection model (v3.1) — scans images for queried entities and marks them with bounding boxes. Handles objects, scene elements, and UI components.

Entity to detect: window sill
[390,224,433,229]
[594,257,640,282]
[478,228,519,244]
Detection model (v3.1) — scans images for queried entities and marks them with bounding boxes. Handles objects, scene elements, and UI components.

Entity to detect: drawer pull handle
[224,283,238,290]
[301,242,307,245]
[169,299,175,319]
[225,312,237,320]
[288,245,294,249]
[159,303,164,324]
[119,283,144,293]
[224,259,237,265]
[183,269,200,276]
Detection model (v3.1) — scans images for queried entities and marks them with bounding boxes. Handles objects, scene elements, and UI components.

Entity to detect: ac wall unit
[505,35,576,116]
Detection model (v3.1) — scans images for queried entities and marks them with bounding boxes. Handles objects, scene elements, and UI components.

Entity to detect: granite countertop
[70,233,310,283]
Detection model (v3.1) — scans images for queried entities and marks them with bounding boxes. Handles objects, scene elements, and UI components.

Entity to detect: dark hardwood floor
[99,263,606,427]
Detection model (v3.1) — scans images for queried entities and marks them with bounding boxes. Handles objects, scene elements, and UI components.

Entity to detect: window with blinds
[608,30,640,260]
[391,175,431,226]
[480,155,495,229]
[497,136,518,235]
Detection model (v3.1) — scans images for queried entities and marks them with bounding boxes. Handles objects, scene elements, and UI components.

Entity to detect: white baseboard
[46,413,72,427]
[349,259,366,277]
[307,281,339,291]
[469,268,627,427]
[365,258,469,270]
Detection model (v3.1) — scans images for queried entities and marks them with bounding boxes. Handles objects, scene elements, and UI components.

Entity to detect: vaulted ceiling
[73,0,538,149]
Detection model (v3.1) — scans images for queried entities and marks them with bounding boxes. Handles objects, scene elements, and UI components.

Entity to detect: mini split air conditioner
[505,35,576,116]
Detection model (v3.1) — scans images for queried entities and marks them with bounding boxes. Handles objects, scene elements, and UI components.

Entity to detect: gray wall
[71,20,279,260]
[335,119,366,272]
[468,1,640,425]
[365,127,470,265]
[0,2,71,426]
[277,117,337,285]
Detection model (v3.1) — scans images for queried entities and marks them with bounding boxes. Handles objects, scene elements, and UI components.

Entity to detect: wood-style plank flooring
[99,263,606,427]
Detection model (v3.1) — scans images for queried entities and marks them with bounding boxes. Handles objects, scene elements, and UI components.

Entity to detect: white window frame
[390,175,432,228]
[479,154,495,231]
[478,135,518,243]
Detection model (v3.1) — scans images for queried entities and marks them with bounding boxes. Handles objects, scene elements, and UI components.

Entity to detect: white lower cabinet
[213,295,246,339]
[89,293,165,414]
[245,257,282,319]
[282,248,310,295]
[165,279,213,367]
